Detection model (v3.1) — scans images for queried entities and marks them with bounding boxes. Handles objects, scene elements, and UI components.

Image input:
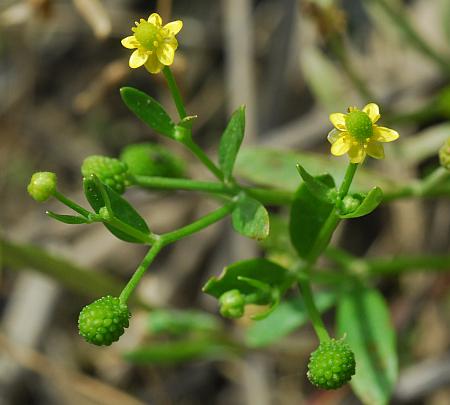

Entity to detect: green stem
[161,202,235,245]
[369,0,450,74]
[183,137,224,181]
[132,175,293,205]
[419,167,449,195]
[298,279,330,342]
[119,241,163,303]
[338,163,358,199]
[54,191,91,218]
[366,254,450,276]
[163,66,187,119]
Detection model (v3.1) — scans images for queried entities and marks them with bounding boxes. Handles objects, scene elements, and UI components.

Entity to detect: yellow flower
[121,13,182,74]
[327,103,399,164]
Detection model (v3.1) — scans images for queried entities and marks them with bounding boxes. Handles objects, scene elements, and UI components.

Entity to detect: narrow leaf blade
[219,106,245,182]
[297,163,336,203]
[289,174,335,259]
[337,287,398,405]
[120,87,176,139]
[339,187,383,219]
[83,177,150,243]
[232,195,269,240]
[46,211,89,224]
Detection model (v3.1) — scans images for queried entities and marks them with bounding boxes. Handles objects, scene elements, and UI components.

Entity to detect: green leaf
[245,292,336,348]
[124,339,235,365]
[148,309,220,336]
[46,211,89,224]
[202,258,292,301]
[235,147,400,193]
[339,187,383,219]
[232,194,269,240]
[219,106,245,182]
[296,164,337,203]
[289,174,335,260]
[83,176,150,243]
[337,287,398,405]
[120,87,176,139]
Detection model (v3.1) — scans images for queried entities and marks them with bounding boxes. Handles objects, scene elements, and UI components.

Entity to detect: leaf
[235,147,400,193]
[202,258,292,301]
[83,176,150,243]
[124,339,235,365]
[232,195,269,240]
[289,174,335,260]
[245,292,336,348]
[339,187,383,219]
[337,287,398,405]
[120,87,176,139]
[218,106,245,182]
[296,164,337,203]
[46,211,89,224]
[148,309,220,336]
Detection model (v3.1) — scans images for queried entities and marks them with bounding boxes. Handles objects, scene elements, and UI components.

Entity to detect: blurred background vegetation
[1,0,450,404]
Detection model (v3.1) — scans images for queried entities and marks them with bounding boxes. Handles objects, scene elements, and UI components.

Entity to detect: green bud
[439,137,450,171]
[307,338,356,390]
[78,296,130,346]
[81,155,130,194]
[219,289,245,319]
[27,172,57,202]
[120,143,185,178]
[341,195,361,214]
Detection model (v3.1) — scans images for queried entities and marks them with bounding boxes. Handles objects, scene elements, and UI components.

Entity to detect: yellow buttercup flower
[121,13,182,74]
[327,103,399,164]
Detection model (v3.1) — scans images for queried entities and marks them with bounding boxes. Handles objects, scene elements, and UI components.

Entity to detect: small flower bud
[78,296,130,346]
[27,172,57,202]
[439,137,450,171]
[341,195,361,214]
[219,289,245,319]
[307,338,356,390]
[81,155,130,194]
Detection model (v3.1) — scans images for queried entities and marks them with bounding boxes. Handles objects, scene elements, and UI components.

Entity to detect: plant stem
[368,0,450,74]
[54,191,91,218]
[163,66,187,119]
[298,279,330,342]
[366,254,450,276]
[338,163,358,199]
[183,137,224,181]
[119,241,163,303]
[161,202,235,244]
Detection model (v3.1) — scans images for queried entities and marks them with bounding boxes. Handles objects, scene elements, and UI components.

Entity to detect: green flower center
[134,22,160,51]
[345,111,373,141]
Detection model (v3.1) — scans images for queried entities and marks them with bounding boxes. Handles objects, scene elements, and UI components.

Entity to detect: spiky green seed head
[120,143,185,178]
[78,296,130,346]
[81,155,130,194]
[439,137,450,171]
[27,172,57,202]
[219,289,245,319]
[307,338,356,390]
[345,110,373,141]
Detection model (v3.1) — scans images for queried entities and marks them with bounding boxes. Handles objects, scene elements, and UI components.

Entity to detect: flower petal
[372,126,399,142]
[329,113,347,130]
[129,49,148,68]
[121,36,139,49]
[330,134,352,156]
[362,103,380,123]
[348,143,366,163]
[157,43,175,65]
[148,13,162,26]
[366,142,385,159]
[164,20,183,35]
[327,128,343,144]
[144,53,164,74]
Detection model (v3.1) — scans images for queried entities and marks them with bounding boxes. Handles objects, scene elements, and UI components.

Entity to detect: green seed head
[307,338,356,390]
[120,143,185,178]
[439,137,450,171]
[27,172,57,202]
[219,289,246,319]
[78,296,130,346]
[345,110,373,141]
[134,21,160,50]
[341,195,361,215]
[81,155,130,194]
